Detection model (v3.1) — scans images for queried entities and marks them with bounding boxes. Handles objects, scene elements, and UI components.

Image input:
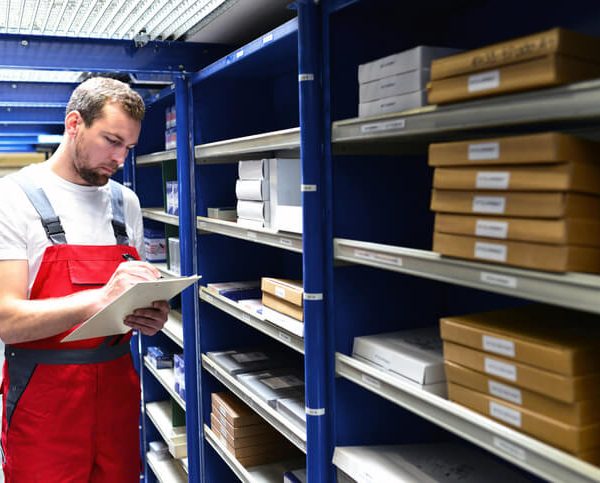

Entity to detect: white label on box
[361,374,381,389]
[485,357,517,381]
[231,352,268,363]
[275,286,286,298]
[468,70,500,92]
[468,142,500,160]
[262,33,273,44]
[490,401,522,427]
[480,272,518,289]
[493,437,527,461]
[472,196,506,214]
[476,220,508,238]
[483,335,515,357]
[476,171,510,190]
[262,375,304,390]
[360,119,405,134]
[475,242,507,262]
[489,380,522,405]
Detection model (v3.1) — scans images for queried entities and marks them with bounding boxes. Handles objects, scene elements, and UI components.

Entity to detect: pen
[122,254,136,261]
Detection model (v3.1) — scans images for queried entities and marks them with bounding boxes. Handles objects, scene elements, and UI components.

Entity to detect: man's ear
[65,111,83,139]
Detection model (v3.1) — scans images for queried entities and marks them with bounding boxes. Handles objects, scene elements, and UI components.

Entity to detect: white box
[333,443,530,483]
[168,237,180,275]
[359,90,428,117]
[352,327,445,385]
[358,46,461,84]
[236,200,270,222]
[359,69,430,103]
[262,306,304,337]
[237,369,304,408]
[269,158,302,234]
[276,397,306,429]
[236,178,270,201]
[238,159,269,180]
[236,217,267,229]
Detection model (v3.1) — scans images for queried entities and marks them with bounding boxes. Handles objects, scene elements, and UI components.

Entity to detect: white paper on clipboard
[61,275,200,342]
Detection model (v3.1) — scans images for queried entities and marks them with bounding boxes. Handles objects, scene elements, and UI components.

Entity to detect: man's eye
[106,137,119,145]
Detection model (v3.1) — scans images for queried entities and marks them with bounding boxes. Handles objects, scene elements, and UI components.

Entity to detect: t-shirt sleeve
[0,177,31,260]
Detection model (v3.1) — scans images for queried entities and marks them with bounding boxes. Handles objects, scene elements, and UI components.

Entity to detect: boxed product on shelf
[237,369,305,408]
[147,346,173,369]
[236,199,270,227]
[352,327,445,386]
[168,237,180,275]
[238,159,269,180]
[148,440,170,461]
[443,341,600,403]
[268,158,302,234]
[261,278,303,306]
[276,397,306,430]
[210,413,281,448]
[174,353,185,400]
[359,69,431,103]
[210,408,273,439]
[333,443,530,483]
[205,281,261,301]
[165,180,179,216]
[262,292,303,321]
[261,306,304,337]
[206,206,237,221]
[206,349,282,375]
[445,361,600,426]
[448,382,600,455]
[235,178,270,201]
[358,90,429,117]
[211,392,264,428]
[283,468,307,483]
[143,227,166,262]
[433,232,600,273]
[165,104,176,129]
[237,298,264,316]
[165,127,177,150]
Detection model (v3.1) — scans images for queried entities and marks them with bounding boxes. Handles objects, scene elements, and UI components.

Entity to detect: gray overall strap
[109,180,129,246]
[12,173,67,245]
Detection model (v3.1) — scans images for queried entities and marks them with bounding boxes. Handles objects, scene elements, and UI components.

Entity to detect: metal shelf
[136,150,177,166]
[201,354,307,453]
[200,287,304,354]
[197,216,302,253]
[332,79,600,149]
[335,353,600,483]
[147,451,187,483]
[146,401,187,459]
[162,310,184,349]
[195,127,300,164]
[144,356,186,410]
[142,208,179,226]
[204,425,305,483]
[334,238,600,314]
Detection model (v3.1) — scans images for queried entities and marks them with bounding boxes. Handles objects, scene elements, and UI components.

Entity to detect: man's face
[72,103,141,186]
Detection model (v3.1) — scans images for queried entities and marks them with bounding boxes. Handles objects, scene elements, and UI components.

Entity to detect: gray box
[358,90,428,118]
[237,369,304,408]
[206,349,280,375]
[359,69,430,103]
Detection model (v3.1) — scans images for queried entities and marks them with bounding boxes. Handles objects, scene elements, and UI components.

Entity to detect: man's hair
[66,77,145,126]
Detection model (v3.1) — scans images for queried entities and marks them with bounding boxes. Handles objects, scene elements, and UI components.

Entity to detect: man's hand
[123,300,170,336]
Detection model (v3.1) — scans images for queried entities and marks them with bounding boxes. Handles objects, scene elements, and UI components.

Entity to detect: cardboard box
[430,28,600,81]
[211,392,263,427]
[428,132,599,167]
[448,382,600,454]
[360,70,430,102]
[428,54,600,105]
[220,436,296,459]
[440,305,600,375]
[234,441,299,468]
[434,213,600,247]
[433,231,600,273]
[430,189,600,218]
[210,410,273,439]
[206,349,280,375]
[210,412,280,448]
[359,46,461,84]
[443,341,600,403]
[261,278,303,307]
[432,162,600,194]
[352,327,445,385]
[445,361,600,425]
[262,292,303,321]
[358,90,428,117]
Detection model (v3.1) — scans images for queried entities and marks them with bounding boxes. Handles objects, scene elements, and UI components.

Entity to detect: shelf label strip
[305,407,325,416]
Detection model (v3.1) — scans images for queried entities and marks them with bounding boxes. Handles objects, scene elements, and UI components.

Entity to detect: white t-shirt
[0,162,144,294]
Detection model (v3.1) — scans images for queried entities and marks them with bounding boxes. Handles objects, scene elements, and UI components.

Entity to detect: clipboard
[61,275,200,342]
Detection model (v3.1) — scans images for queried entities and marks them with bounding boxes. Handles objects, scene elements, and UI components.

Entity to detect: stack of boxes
[165,105,176,150]
[441,305,600,465]
[261,278,304,336]
[210,391,299,467]
[428,28,600,105]
[165,180,178,216]
[430,132,600,273]
[357,45,458,117]
[174,353,185,400]
[236,159,271,229]
[143,227,166,263]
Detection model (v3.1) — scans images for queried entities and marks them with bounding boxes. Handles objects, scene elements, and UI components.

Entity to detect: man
[0,77,170,482]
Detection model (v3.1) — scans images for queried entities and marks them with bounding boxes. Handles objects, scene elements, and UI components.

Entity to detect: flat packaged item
[430,27,600,80]
[352,327,445,385]
[433,231,600,273]
[206,206,237,221]
[359,70,430,102]
[430,189,600,218]
[209,411,273,439]
[210,413,280,448]
[358,46,461,84]
[333,443,530,483]
[261,306,304,337]
[428,132,599,167]
[428,54,600,105]
[261,278,303,306]
[205,281,261,301]
[276,397,306,429]
[445,361,600,425]
[211,392,263,428]
[206,349,280,375]
[262,292,303,321]
[237,298,263,317]
[235,178,270,201]
[238,159,269,180]
[237,369,304,408]
[434,213,600,247]
[443,341,600,403]
[358,90,428,117]
[147,346,173,369]
[440,305,600,375]
[448,382,600,455]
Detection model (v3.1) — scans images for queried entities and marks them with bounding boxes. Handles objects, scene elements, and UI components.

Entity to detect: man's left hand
[123,300,170,336]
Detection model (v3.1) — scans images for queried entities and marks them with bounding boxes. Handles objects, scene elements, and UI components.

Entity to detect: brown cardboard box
[262,292,303,321]
[448,382,600,453]
[211,392,263,427]
[433,231,600,273]
[434,213,600,247]
[210,412,280,448]
[432,163,600,194]
[445,361,600,425]
[210,410,273,438]
[261,278,303,307]
[428,132,598,167]
[430,28,600,80]
[430,189,600,218]
[440,305,600,375]
[428,55,600,105]
[443,341,600,403]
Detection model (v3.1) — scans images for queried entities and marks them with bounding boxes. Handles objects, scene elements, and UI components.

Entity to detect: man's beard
[73,134,109,186]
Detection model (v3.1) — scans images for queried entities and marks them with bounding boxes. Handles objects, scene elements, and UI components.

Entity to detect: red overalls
[1,176,141,482]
